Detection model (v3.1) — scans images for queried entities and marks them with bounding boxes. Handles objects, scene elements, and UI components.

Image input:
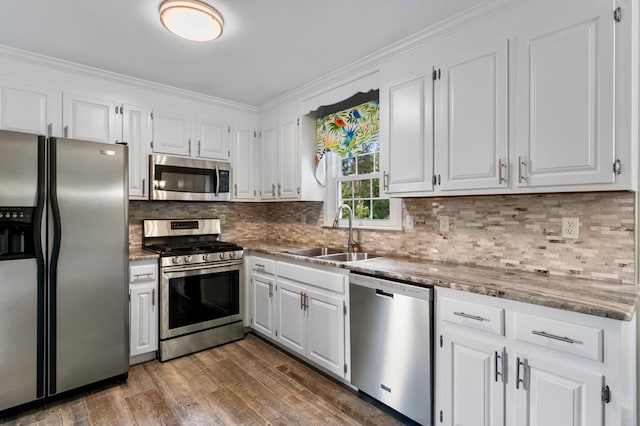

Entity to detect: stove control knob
[11,212,17,218]
[219,252,227,260]
[184,255,192,263]
[229,252,236,259]
[172,257,180,264]
[202,254,209,262]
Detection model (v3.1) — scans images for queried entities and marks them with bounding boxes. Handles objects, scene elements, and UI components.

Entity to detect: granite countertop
[129,247,160,261]
[239,240,640,321]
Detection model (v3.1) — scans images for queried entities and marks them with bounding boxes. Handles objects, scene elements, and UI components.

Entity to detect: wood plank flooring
[1,334,409,425]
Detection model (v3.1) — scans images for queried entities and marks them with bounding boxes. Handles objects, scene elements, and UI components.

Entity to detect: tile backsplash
[130,191,635,284]
[265,192,635,284]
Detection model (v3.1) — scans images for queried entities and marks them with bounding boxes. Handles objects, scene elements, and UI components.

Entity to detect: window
[316,98,401,230]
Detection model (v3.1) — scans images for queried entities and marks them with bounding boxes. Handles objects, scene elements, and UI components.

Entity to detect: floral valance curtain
[315,100,379,184]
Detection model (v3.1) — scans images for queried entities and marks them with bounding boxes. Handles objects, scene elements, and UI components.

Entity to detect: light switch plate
[405,214,415,230]
[439,216,450,232]
[561,217,579,239]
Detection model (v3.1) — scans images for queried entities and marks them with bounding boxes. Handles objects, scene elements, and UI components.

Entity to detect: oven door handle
[162,262,242,275]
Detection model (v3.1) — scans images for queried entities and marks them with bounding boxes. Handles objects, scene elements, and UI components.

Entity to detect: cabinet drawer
[441,297,504,335]
[515,313,603,362]
[276,261,346,294]
[129,263,157,283]
[251,257,275,275]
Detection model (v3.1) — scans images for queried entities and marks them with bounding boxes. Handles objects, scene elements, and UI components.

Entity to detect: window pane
[341,181,353,200]
[372,199,390,220]
[340,201,354,219]
[374,152,380,172]
[356,153,375,175]
[342,158,355,176]
[372,178,380,197]
[354,179,371,199]
[354,200,371,219]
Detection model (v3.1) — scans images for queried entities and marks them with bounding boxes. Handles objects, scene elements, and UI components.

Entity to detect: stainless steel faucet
[334,204,357,255]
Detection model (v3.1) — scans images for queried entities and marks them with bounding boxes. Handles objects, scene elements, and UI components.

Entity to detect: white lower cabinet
[436,287,636,426]
[129,259,158,364]
[247,255,349,380]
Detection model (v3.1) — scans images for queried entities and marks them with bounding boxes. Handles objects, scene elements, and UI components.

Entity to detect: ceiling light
[159,0,224,42]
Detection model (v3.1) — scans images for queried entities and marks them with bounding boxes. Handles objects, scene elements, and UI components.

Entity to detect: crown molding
[259,0,528,112]
[0,44,259,113]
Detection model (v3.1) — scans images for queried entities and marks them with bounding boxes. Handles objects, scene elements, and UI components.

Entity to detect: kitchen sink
[316,252,381,262]
[288,247,344,257]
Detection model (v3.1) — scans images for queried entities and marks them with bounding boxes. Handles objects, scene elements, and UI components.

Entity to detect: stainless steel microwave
[149,154,231,201]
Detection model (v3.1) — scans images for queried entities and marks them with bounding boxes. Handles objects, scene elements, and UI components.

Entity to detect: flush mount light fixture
[159,0,224,42]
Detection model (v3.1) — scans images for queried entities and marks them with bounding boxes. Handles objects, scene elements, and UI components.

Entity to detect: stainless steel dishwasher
[350,273,432,426]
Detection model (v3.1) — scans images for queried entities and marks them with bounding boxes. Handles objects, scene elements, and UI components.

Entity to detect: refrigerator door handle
[48,138,62,395]
[35,136,47,399]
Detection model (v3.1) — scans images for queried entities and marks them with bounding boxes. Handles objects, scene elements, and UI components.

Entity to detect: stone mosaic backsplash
[129,191,635,284]
[265,192,636,284]
[129,201,267,247]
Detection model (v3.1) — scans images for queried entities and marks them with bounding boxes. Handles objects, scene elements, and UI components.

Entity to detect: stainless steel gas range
[143,219,244,361]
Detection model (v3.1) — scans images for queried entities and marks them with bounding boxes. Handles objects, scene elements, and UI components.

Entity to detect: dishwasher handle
[375,289,394,298]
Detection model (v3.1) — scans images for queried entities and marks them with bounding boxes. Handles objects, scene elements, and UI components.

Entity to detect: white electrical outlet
[561,217,579,239]
[405,214,415,230]
[439,216,450,232]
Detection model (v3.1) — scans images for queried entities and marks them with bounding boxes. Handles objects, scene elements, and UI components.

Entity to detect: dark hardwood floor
[1,334,408,425]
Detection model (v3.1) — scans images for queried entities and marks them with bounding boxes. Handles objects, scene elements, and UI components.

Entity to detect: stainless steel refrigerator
[0,130,129,412]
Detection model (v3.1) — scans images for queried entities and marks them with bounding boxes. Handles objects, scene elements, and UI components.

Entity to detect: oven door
[160,261,243,340]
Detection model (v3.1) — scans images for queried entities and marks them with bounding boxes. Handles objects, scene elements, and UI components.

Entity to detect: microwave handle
[215,165,220,197]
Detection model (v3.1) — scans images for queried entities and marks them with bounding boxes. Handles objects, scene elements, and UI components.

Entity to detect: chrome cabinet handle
[272,184,276,197]
[495,351,503,382]
[268,283,273,298]
[383,171,389,191]
[152,288,155,306]
[304,294,309,310]
[532,330,578,344]
[234,183,238,197]
[47,123,52,137]
[498,158,506,183]
[142,178,146,196]
[198,140,201,156]
[64,125,69,138]
[518,156,527,183]
[188,139,192,155]
[453,311,487,322]
[277,183,282,197]
[300,292,304,310]
[254,263,265,270]
[133,273,154,280]
[516,357,526,390]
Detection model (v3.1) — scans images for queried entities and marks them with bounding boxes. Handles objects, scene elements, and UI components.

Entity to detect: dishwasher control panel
[349,272,432,301]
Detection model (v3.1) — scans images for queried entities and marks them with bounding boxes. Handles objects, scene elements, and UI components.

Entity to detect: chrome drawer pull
[133,273,154,280]
[453,311,487,322]
[531,330,580,344]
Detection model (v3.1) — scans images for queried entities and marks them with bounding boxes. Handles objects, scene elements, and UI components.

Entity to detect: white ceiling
[0,0,481,106]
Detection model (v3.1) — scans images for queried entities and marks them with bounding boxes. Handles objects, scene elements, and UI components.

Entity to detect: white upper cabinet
[515,0,615,188]
[382,72,434,195]
[231,125,256,200]
[151,109,193,156]
[259,125,277,200]
[434,32,509,192]
[195,117,230,161]
[62,92,118,143]
[0,81,61,137]
[123,104,151,200]
[277,117,300,199]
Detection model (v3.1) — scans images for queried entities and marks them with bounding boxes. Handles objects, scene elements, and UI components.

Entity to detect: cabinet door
[250,273,274,338]
[275,278,306,356]
[130,283,158,357]
[0,82,61,136]
[435,34,508,191]
[231,126,256,200]
[384,76,434,194]
[516,0,615,187]
[513,353,604,426]
[151,109,193,156]
[62,92,118,143]
[440,334,505,426]
[195,118,230,160]
[306,289,345,377]
[123,104,151,199]
[277,117,300,199]
[260,126,277,200]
